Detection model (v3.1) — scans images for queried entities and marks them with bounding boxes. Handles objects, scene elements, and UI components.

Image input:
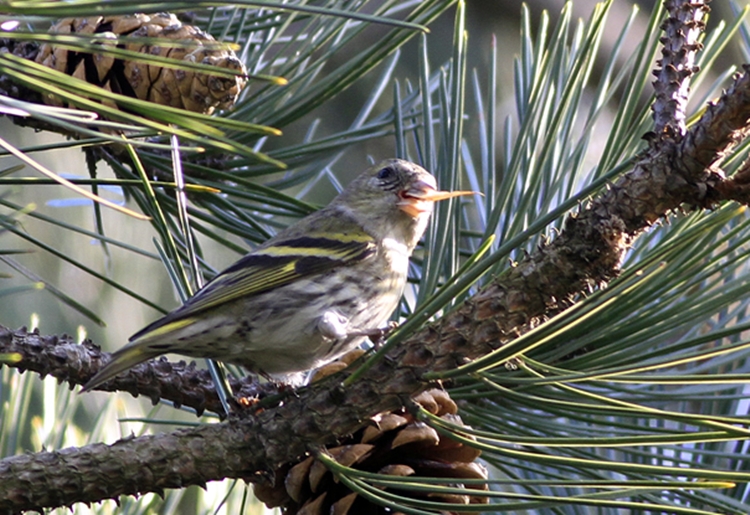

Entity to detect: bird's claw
[362,321,398,349]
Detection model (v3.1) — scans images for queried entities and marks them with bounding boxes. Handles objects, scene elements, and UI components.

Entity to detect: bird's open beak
[398,180,478,217]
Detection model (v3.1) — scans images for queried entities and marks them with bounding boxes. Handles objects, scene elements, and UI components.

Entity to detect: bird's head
[335,159,476,249]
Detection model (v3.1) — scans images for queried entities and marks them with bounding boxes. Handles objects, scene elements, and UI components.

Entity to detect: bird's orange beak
[398,180,478,217]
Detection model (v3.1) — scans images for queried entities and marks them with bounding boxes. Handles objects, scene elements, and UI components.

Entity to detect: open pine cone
[254,388,489,515]
[35,13,246,114]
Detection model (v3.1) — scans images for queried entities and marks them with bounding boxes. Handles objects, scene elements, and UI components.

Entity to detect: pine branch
[652,0,708,136]
[0,326,269,417]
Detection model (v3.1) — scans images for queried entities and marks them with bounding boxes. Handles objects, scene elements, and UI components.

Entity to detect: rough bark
[652,0,708,136]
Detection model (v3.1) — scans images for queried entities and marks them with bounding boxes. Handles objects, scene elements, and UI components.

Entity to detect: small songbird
[82,159,475,391]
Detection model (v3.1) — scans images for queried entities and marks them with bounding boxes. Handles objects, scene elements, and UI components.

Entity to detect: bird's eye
[377,167,394,180]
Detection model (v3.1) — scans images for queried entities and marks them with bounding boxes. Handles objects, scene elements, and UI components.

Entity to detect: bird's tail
[80,343,157,392]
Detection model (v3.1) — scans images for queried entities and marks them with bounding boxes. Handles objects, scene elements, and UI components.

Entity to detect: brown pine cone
[35,13,246,114]
[254,388,489,515]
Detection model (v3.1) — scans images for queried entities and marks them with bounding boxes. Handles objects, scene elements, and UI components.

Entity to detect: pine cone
[254,388,489,515]
[35,13,246,114]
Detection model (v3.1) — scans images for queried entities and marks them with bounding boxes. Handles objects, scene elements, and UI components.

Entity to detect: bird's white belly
[175,240,409,377]
[226,269,402,374]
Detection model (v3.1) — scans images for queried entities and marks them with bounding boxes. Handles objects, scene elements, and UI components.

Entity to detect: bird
[82,159,476,391]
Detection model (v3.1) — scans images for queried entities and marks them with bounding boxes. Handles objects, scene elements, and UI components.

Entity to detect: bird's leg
[351,321,399,349]
[318,311,397,349]
[317,310,350,340]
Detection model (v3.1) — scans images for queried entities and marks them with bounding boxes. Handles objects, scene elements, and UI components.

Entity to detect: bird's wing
[129,233,376,342]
